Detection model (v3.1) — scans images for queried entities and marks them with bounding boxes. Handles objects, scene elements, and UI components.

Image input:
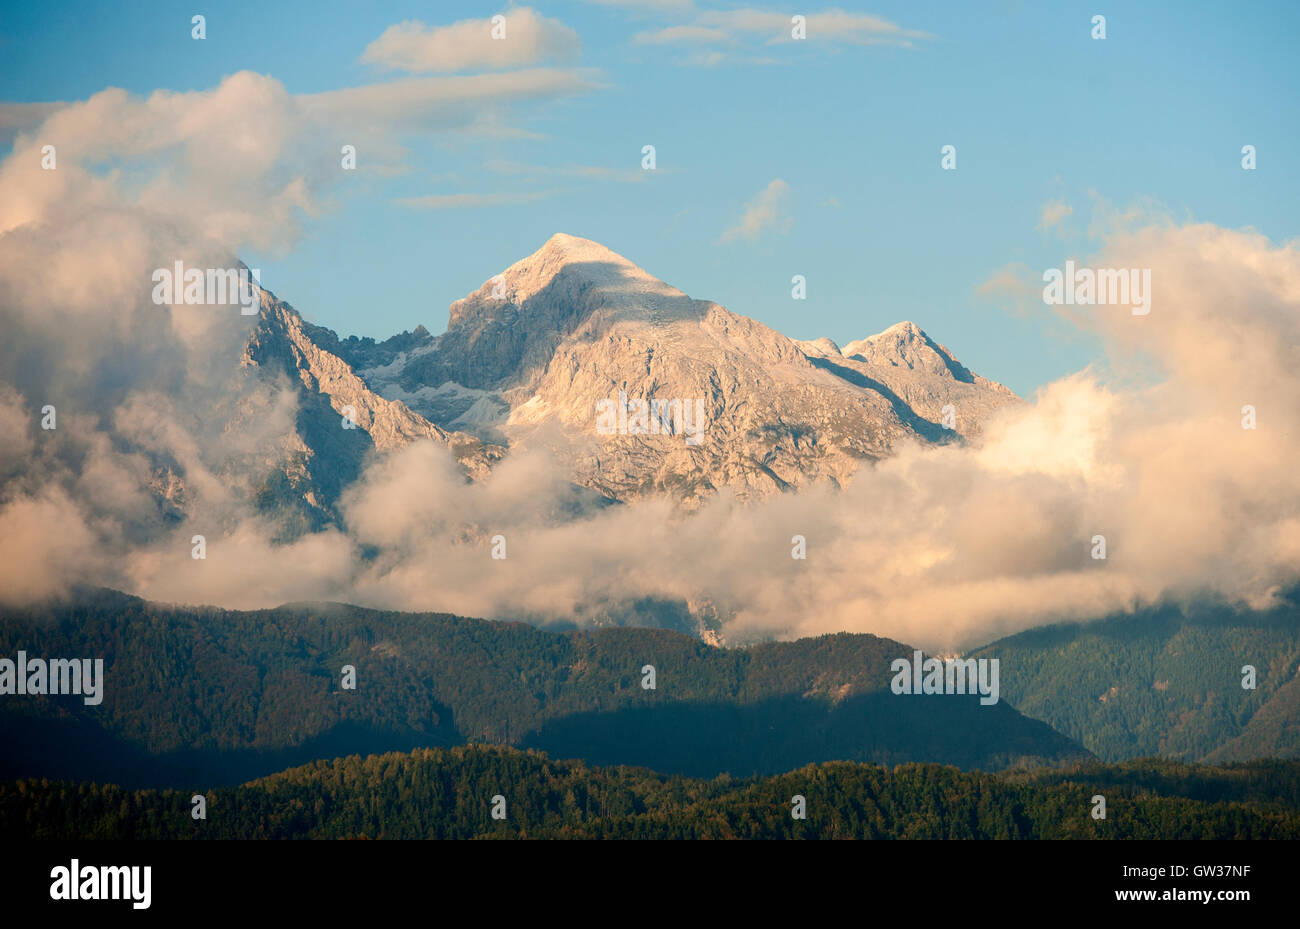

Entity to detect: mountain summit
[238,235,1017,514]
[454,232,695,325]
[841,320,979,382]
[341,234,1019,505]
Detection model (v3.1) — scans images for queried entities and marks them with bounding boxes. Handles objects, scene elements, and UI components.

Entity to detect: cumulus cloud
[361,9,581,74]
[720,178,792,243]
[0,67,596,605]
[0,69,598,252]
[0,101,68,144]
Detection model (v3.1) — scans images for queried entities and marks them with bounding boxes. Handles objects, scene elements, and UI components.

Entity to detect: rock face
[237,287,504,530]
[347,233,1020,505]
[215,234,1017,520]
[803,320,1018,444]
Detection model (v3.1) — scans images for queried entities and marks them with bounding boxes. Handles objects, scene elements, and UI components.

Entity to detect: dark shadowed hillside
[969,595,1300,763]
[0,589,1086,788]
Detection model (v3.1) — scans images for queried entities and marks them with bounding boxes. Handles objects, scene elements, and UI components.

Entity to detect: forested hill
[968,595,1300,763]
[0,589,1086,788]
[4,745,1298,840]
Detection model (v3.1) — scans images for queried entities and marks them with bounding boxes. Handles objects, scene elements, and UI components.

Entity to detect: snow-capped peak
[465,233,690,313]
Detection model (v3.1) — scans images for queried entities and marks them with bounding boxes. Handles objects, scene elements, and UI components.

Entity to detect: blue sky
[2,0,1297,396]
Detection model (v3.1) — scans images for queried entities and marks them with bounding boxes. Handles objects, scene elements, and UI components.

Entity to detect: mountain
[98,234,1018,560]
[1206,672,1300,763]
[299,233,1019,506]
[0,589,1087,789]
[5,746,1298,840]
[968,594,1300,763]
[238,286,505,530]
[810,320,1017,435]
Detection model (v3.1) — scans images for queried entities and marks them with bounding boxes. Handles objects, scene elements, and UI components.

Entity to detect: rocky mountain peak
[416,234,703,392]
[448,233,695,330]
[237,287,502,528]
[254,236,1019,509]
[841,320,976,382]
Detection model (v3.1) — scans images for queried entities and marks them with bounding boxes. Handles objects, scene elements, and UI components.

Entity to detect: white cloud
[397,191,552,210]
[1038,197,1074,234]
[633,25,730,44]
[361,9,581,74]
[0,101,68,143]
[0,69,599,246]
[634,7,932,48]
[0,66,597,605]
[720,178,792,243]
[683,50,728,67]
[484,159,647,183]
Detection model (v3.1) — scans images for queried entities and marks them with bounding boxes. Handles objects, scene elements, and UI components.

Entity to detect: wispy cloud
[633,25,729,45]
[701,8,932,46]
[362,8,581,74]
[720,178,791,243]
[1038,197,1074,235]
[633,7,933,49]
[396,191,552,210]
[585,0,696,10]
[484,159,647,183]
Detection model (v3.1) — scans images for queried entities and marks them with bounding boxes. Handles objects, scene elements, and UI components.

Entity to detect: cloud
[633,25,730,44]
[692,50,730,67]
[361,9,581,74]
[397,191,553,210]
[1038,197,1073,234]
[585,0,696,9]
[634,7,932,47]
[484,158,647,183]
[976,261,1040,313]
[720,178,792,243]
[0,487,104,603]
[0,69,599,247]
[0,101,68,144]
[0,66,595,605]
[620,5,930,66]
